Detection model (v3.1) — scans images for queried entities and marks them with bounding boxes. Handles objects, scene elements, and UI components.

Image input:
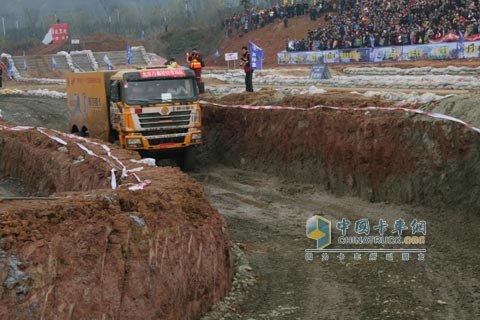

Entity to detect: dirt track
[1,89,479,319]
[195,166,480,319]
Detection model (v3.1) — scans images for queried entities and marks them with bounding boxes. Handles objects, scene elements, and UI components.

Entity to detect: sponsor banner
[51,23,69,44]
[225,52,238,61]
[459,41,480,58]
[322,50,340,64]
[277,42,476,65]
[339,48,370,63]
[371,46,402,62]
[140,69,186,78]
[400,43,458,61]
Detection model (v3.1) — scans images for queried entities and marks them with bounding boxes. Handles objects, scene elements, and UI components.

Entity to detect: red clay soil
[0,122,233,319]
[200,89,480,214]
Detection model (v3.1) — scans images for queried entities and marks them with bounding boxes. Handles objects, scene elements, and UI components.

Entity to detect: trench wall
[0,127,233,319]
[201,106,480,214]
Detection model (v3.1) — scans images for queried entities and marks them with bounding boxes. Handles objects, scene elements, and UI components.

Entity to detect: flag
[141,30,145,39]
[7,62,14,78]
[458,30,464,54]
[185,52,190,63]
[23,50,28,71]
[126,45,132,65]
[214,49,220,63]
[103,54,114,70]
[42,28,53,45]
[52,57,57,70]
[248,41,264,70]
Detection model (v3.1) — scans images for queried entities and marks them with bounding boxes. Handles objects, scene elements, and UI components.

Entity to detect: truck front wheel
[176,147,196,171]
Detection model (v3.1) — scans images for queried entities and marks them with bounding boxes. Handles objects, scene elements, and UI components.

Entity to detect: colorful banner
[401,43,458,60]
[339,48,370,63]
[322,50,340,64]
[277,42,473,65]
[459,41,480,58]
[370,46,402,62]
[51,23,69,44]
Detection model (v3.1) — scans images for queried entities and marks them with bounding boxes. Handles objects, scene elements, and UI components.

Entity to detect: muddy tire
[176,147,196,171]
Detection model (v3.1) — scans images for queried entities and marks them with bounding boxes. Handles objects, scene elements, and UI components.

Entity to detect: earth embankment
[200,91,480,214]
[0,123,233,319]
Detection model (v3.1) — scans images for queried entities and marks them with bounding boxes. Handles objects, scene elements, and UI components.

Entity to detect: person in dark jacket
[0,62,3,88]
[240,46,253,92]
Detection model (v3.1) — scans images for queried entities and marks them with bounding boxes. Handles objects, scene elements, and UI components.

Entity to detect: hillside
[205,15,325,67]
[21,14,323,68]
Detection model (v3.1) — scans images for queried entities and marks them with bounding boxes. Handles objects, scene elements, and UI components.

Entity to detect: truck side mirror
[110,81,120,102]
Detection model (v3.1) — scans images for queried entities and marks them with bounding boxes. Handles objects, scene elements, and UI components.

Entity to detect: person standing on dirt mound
[188,48,204,88]
[240,46,253,92]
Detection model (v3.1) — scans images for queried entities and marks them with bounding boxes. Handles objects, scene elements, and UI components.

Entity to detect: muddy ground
[1,76,479,319]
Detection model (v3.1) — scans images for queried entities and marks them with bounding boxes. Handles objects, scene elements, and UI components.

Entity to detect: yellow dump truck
[66,66,202,167]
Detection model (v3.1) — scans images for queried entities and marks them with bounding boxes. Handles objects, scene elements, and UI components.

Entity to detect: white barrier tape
[0,124,150,190]
[0,125,34,132]
[111,169,117,190]
[48,129,142,185]
[127,179,152,191]
[200,100,480,134]
[47,128,135,182]
[36,128,68,145]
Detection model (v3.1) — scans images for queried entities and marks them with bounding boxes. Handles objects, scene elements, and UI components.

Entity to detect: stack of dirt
[199,90,480,214]
[0,123,233,319]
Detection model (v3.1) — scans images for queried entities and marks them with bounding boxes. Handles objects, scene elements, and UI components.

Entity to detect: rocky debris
[200,243,256,320]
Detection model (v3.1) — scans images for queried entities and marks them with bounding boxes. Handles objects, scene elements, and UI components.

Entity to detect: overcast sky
[1,0,170,16]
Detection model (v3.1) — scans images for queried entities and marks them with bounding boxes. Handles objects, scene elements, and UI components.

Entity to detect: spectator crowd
[288,0,480,51]
[222,2,315,38]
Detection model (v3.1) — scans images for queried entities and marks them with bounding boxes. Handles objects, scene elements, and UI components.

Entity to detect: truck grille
[137,110,191,129]
[148,136,186,145]
[142,129,188,136]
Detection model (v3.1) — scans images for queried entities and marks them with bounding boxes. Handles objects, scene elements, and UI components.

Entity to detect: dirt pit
[0,121,233,319]
[1,82,480,319]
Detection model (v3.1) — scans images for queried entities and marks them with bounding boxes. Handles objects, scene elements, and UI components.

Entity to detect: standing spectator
[188,48,203,89]
[240,46,253,92]
[0,62,3,89]
[283,15,288,28]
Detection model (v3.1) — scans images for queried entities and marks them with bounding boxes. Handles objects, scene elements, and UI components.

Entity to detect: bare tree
[240,0,251,12]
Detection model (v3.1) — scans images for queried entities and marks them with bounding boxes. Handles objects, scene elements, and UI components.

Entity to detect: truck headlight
[191,133,202,142]
[191,110,200,124]
[126,138,143,148]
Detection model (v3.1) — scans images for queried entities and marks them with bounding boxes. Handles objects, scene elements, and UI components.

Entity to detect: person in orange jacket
[188,48,204,87]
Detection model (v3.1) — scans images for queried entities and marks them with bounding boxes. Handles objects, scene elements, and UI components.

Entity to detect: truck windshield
[126,78,197,104]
